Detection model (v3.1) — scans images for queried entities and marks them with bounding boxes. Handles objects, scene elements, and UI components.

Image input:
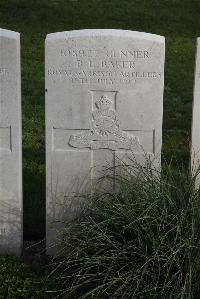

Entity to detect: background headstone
[0,29,22,255]
[191,38,200,185]
[46,29,165,255]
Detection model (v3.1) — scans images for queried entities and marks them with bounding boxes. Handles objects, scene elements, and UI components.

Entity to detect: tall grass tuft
[51,160,200,298]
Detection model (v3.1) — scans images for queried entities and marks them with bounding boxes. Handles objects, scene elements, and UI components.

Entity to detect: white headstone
[0,29,22,255]
[46,29,165,254]
[191,38,200,185]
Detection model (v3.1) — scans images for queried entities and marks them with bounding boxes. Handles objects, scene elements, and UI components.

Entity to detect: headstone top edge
[0,28,20,39]
[46,29,165,43]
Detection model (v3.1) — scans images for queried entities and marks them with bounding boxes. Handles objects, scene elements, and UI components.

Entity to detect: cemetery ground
[0,0,200,298]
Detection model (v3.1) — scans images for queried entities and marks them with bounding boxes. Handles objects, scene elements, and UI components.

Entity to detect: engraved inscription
[0,68,8,76]
[0,68,9,83]
[47,45,163,86]
[69,94,140,151]
[60,49,150,59]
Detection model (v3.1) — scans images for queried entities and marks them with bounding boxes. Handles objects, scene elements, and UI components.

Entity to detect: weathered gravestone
[0,29,22,255]
[191,38,200,185]
[46,29,165,255]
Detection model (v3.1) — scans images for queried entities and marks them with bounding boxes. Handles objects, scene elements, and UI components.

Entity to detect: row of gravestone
[0,28,199,257]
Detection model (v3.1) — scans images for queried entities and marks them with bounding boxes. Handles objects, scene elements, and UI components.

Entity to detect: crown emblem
[95,95,111,110]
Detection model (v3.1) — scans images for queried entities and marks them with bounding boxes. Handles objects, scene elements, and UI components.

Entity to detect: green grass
[0,255,55,298]
[51,161,200,298]
[0,0,197,235]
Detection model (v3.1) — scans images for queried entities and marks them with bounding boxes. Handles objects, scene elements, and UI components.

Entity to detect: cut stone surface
[0,29,22,255]
[191,38,200,185]
[46,29,165,255]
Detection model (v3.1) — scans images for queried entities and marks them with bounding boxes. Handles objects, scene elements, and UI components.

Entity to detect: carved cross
[52,92,155,186]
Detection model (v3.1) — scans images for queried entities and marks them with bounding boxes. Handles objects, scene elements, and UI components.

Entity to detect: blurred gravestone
[191,38,200,185]
[45,29,165,255]
[0,29,22,255]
